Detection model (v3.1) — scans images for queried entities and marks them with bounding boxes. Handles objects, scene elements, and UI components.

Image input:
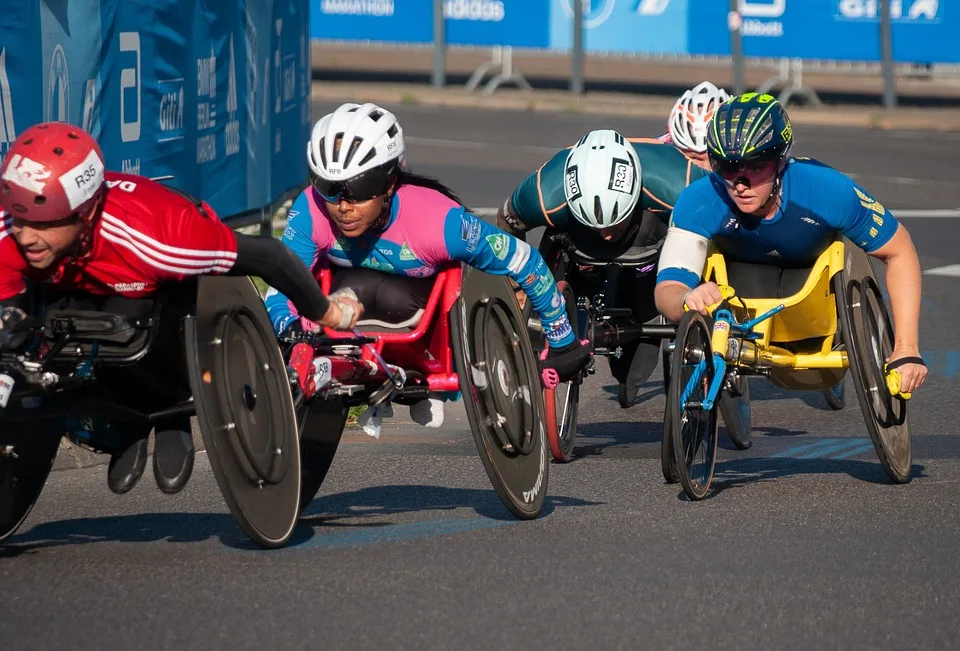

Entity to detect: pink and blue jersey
[265,184,575,346]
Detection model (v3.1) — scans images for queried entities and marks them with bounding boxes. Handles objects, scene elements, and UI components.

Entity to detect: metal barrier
[311,0,958,108]
[1,0,311,233]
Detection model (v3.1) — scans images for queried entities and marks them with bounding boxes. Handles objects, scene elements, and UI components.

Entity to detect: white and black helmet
[307,102,406,183]
[563,129,643,229]
[668,81,730,153]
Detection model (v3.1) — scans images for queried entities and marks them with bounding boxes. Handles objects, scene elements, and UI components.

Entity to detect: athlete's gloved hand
[540,338,593,388]
[319,287,364,331]
[0,306,34,351]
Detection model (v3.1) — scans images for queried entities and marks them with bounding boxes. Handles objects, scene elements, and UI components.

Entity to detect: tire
[544,281,582,463]
[718,374,752,450]
[0,428,62,544]
[837,275,912,483]
[660,342,679,484]
[668,311,719,501]
[822,380,846,411]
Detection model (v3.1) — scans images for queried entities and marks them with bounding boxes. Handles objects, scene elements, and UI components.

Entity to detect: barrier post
[729,0,745,95]
[571,0,584,95]
[880,0,897,109]
[432,0,446,88]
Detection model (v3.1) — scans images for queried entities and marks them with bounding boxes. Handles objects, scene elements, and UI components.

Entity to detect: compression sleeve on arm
[444,210,575,347]
[655,226,710,289]
[230,233,329,324]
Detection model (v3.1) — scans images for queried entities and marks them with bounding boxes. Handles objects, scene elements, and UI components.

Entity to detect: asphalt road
[2,103,959,651]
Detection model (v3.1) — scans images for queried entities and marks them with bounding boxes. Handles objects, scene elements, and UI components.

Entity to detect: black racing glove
[0,307,35,351]
[540,338,594,388]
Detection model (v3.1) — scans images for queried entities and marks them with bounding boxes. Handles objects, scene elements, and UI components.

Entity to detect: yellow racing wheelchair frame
[662,237,913,501]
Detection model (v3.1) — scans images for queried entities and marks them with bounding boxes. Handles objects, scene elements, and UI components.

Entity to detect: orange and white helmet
[667,81,730,154]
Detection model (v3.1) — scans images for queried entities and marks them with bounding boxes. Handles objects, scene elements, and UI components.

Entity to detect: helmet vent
[53,147,63,156]
[34,196,46,205]
[343,137,363,168]
[23,139,32,145]
[67,132,78,140]
[593,195,604,225]
[387,124,398,138]
[358,149,376,166]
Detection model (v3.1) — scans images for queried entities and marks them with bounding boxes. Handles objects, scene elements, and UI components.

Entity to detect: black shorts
[330,267,434,327]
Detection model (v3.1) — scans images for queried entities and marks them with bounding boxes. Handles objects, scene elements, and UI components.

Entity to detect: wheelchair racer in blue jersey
[654,93,927,395]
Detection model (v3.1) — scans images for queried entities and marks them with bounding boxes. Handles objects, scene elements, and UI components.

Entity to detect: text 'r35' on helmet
[563,129,642,230]
[706,92,793,164]
[668,80,730,153]
[307,102,406,182]
[0,122,105,222]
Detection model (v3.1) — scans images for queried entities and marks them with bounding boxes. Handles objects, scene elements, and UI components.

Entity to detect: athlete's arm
[260,195,329,333]
[829,179,925,391]
[443,210,576,347]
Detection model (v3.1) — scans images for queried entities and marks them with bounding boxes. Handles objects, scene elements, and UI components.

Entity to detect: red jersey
[0,172,238,300]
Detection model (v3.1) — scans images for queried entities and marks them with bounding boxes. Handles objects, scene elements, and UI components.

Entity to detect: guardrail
[0,0,311,234]
[311,0,957,107]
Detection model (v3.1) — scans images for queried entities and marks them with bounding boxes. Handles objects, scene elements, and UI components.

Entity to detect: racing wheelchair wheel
[837,275,912,483]
[668,311,719,500]
[543,280,582,463]
[297,398,349,515]
[0,427,62,544]
[822,380,846,411]
[660,343,679,484]
[451,267,548,520]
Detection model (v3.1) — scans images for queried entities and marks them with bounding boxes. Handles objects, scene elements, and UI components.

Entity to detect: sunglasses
[711,157,778,186]
[312,167,394,204]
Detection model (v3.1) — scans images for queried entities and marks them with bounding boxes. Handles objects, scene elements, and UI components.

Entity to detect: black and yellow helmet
[706,92,793,164]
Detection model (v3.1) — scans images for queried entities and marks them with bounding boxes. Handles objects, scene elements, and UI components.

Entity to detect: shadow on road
[669,457,928,502]
[0,484,602,555]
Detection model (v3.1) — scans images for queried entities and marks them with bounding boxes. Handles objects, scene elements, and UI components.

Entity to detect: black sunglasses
[312,167,394,204]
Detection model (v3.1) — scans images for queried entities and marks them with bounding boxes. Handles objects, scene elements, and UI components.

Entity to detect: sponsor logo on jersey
[399,243,417,261]
[855,186,885,215]
[111,281,148,293]
[461,214,482,253]
[800,216,819,226]
[486,233,510,260]
[544,319,573,343]
[608,157,635,194]
[407,265,436,278]
[767,249,782,257]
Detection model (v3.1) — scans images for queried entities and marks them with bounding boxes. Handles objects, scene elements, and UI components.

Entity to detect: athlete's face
[325,180,396,238]
[12,214,84,269]
[713,158,779,216]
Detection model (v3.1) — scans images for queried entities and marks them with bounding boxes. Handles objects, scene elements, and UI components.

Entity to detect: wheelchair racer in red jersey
[0,122,357,496]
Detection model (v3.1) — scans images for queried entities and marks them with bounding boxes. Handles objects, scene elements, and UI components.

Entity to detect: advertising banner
[0,0,311,221]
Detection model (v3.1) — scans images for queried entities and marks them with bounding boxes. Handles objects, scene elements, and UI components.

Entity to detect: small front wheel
[669,311,719,501]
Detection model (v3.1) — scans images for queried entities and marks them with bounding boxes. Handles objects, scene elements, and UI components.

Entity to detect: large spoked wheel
[718,373,752,450]
[544,281,582,463]
[669,311,720,501]
[660,341,679,484]
[451,273,549,520]
[0,426,62,544]
[838,275,912,483]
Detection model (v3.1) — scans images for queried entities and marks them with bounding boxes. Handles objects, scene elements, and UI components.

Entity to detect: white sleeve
[658,226,709,279]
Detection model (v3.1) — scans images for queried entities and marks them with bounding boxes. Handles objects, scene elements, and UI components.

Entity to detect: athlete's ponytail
[394,169,471,213]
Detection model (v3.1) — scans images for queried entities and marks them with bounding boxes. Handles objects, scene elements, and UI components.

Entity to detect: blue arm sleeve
[264,193,320,335]
[445,210,576,347]
[826,177,899,253]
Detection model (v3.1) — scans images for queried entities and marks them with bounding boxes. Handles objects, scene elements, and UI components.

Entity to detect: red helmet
[0,122,106,222]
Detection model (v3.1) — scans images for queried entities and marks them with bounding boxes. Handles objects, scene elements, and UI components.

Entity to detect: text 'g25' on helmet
[307,102,406,183]
[563,129,642,229]
[706,92,793,165]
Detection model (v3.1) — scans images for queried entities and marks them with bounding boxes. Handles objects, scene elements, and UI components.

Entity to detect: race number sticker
[2,154,51,194]
[608,157,634,194]
[59,149,105,209]
[565,165,582,201]
[312,357,332,390]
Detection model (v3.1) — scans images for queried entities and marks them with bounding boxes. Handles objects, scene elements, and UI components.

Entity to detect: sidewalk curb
[311,81,960,133]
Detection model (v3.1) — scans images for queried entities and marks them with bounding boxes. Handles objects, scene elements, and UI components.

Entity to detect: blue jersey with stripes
[656,157,900,289]
[264,184,575,346]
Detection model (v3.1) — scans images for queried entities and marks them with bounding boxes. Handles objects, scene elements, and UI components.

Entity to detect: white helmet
[563,129,642,229]
[668,81,730,153]
[307,102,406,182]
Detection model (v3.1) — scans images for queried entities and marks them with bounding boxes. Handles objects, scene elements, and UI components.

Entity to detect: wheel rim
[673,315,718,496]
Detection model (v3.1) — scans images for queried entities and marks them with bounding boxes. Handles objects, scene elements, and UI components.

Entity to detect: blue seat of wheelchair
[723,260,813,300]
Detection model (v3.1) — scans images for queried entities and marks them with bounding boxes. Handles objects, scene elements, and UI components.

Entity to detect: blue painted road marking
[771,438,874,460]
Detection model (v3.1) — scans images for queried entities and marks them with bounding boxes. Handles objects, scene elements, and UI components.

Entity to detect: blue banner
[687,0,957,64]
[0,0,310,221]
[312,0,956,64]
[549,0,689,54]
[312,0,550,48]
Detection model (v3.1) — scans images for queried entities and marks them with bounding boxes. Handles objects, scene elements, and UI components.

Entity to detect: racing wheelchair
[281,263,551,521]
[524,230,750,463]
[0,276,306,549]
[662,237,914,500]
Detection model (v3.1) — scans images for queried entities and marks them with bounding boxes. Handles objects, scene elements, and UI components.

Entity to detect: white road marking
[924,265,960,276]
